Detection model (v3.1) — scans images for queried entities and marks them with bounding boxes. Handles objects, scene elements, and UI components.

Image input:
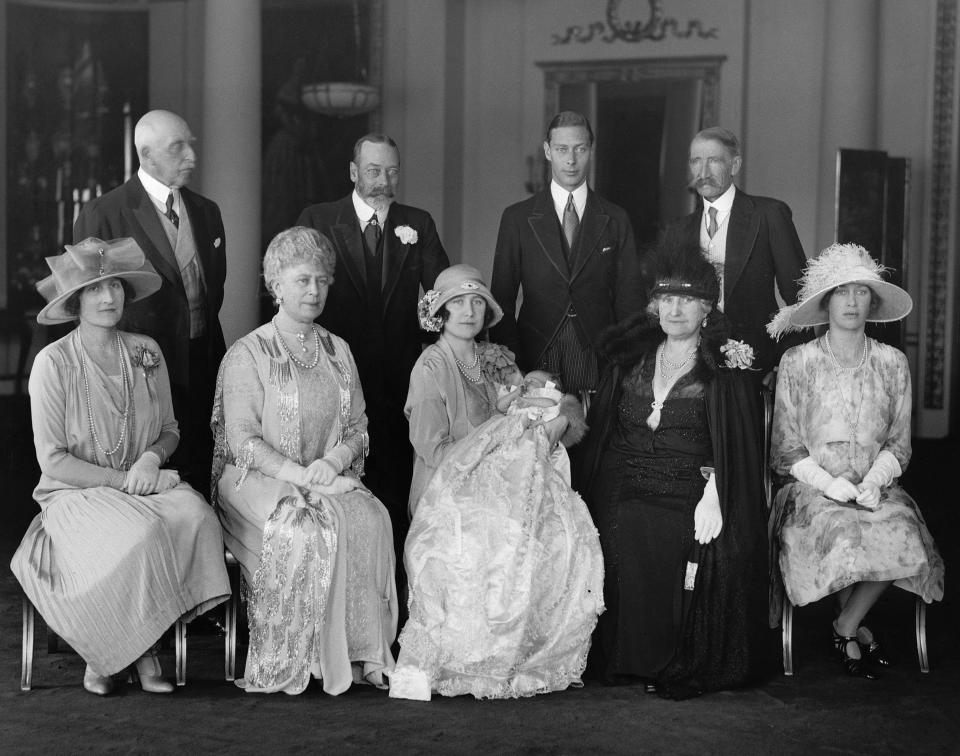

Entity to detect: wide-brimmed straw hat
[767,243,912,339]
[417,264,503,332]
[36,237,162,325]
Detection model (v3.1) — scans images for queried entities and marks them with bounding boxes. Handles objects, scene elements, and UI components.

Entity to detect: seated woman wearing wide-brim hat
[11,237,230,696]
[768,243,944,679]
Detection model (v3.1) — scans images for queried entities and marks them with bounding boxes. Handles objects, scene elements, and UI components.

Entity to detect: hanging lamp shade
[301,82,379,118]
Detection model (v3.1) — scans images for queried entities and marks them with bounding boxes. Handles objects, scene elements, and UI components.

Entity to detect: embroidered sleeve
[220,342,294,482]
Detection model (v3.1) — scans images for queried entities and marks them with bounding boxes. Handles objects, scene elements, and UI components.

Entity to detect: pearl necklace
[78,330,132,467]
[273,319,321,369]
[454,343,484,384]
[823,333,869,456]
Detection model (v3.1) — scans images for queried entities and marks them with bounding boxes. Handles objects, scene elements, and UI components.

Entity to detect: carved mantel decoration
[553,0,718,45]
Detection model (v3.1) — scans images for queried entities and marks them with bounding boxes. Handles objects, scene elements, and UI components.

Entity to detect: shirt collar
[352,190,385,225]
[549,180,588,218]
[704,183,736,216]
[138,167,178,207]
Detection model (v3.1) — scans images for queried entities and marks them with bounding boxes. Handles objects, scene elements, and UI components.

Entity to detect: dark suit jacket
[490,188,645,372]
[296,195,449,410]
[73,177,227,391]
[670,189,807,372]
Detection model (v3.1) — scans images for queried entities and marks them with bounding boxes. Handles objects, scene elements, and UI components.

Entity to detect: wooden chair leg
[21,594,35,691]
[916,596,929,673]
[225,551,240,682]
[782,600,794,676]
[175,619,186,686]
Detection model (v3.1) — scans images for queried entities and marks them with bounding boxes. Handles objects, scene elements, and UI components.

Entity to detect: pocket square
[214,237,222,249]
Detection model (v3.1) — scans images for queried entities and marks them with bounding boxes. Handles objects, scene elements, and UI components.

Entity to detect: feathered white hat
[766,243,912,339]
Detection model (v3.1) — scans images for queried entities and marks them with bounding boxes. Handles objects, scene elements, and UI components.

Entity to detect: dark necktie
[165,192,180,229]
[363,214,381,255]
[563,193,579,249]
[707,206,718,239]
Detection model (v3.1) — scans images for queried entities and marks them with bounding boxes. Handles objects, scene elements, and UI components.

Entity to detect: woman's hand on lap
[123,453,161,495]
[156,469,181,492]
[856,481,881,510]
[693,473,722,544]
[302,459,338,487]
[825,477,859,502]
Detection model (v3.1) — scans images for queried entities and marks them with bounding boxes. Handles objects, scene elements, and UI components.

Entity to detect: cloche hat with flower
[766,242,912,339]
[35,237,162,325]
[417,264,503,332]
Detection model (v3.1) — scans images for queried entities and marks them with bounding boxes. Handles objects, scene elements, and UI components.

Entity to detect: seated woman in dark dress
[580,237,769,698]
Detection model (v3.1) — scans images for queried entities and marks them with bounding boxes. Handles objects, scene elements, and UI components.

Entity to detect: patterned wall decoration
[553,0,718,45]
[923,0,957,409]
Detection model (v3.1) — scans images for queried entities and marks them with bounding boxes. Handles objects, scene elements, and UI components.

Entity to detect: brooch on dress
[131,343,162,379]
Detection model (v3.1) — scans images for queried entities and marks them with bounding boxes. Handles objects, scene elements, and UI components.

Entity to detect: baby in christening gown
[390,368,600,701]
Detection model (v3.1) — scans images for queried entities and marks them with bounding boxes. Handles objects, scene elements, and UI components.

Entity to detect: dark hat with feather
[600,228,729,370]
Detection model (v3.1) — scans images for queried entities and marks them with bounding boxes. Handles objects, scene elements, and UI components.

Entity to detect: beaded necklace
[273,319,321,370]
[453,342,484,384]
[650,342,696,415]
[823,333,869,457]
[77,330,133,468]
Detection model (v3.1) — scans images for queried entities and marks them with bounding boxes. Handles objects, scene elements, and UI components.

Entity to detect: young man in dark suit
[74,109,226,497]
[491,111,645,396]
[297,134,449,550]
[669,127,808,378]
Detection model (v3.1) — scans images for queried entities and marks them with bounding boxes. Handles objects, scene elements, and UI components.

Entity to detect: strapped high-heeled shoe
[832,629,879,680]
[857,626,892,667]
[83,664,115,696]
[130,648,174,694]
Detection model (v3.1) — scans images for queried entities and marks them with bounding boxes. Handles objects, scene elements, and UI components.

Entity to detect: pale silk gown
[771,338,944,611]
[212,322,397,695]
[392,340,604,700]
[11,330,230,676]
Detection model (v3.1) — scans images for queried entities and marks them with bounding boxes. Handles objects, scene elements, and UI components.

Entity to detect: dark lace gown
[590,356,711,680]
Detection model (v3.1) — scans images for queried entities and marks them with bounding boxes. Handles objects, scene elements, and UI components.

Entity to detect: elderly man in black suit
[490,111,644,396]
[74,109,226,497]
[668,127,808,377]
[297,134,449,546]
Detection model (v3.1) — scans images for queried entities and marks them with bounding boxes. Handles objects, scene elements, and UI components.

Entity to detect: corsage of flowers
[478,342,518,385]
[720,339,757,370]
[417,289,443,332]
[132,343,162,378]
[395,225,418,245]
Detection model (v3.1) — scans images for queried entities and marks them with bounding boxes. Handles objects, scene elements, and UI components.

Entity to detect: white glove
[861,450,902,490]
[693,473,723,545]
[791,457,858,501]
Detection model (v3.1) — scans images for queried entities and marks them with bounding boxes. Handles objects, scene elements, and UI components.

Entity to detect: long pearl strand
[78,330,133,467]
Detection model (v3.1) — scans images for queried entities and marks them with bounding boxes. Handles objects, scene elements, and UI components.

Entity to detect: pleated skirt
[11,483,231,676]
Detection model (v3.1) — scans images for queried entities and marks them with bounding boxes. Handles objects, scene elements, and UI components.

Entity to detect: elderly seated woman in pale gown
[768,243,944,680]
[11,237,230,696]
[212,226,397,695]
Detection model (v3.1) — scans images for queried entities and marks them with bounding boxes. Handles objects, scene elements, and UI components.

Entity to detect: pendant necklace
[273,319,321,369]
[824,333,869,457]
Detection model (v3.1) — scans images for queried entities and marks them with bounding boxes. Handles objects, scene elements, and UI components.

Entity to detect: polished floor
[1,395,957,755]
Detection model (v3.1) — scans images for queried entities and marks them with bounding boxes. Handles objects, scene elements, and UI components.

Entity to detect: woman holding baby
[211,227,397,695]
[389,264,604,701]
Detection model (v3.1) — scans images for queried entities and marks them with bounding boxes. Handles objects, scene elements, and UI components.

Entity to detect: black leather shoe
[833,630,880,679]
[859,638,892,666]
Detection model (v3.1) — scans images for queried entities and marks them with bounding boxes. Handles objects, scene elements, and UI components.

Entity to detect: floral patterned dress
[770,338,944,608]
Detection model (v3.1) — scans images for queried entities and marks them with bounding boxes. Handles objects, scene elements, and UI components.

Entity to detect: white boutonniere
[395,225,418,245]
[213,237,222,249]
[132,343,162,378]
[720,339,757,370]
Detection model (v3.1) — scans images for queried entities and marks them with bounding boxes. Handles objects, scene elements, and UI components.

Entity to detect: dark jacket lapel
[569,190,610,281]
[329,195,367,296]
[723,189,760,299]
[527,190,571,282]
[382,204,411,310]
[126,178,183,293]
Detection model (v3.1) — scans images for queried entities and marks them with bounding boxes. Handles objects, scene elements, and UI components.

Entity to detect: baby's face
[522,371,552,391]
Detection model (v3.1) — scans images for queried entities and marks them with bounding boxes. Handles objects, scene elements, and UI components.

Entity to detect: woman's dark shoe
[857,626,892,666]
[832,630,880,679]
